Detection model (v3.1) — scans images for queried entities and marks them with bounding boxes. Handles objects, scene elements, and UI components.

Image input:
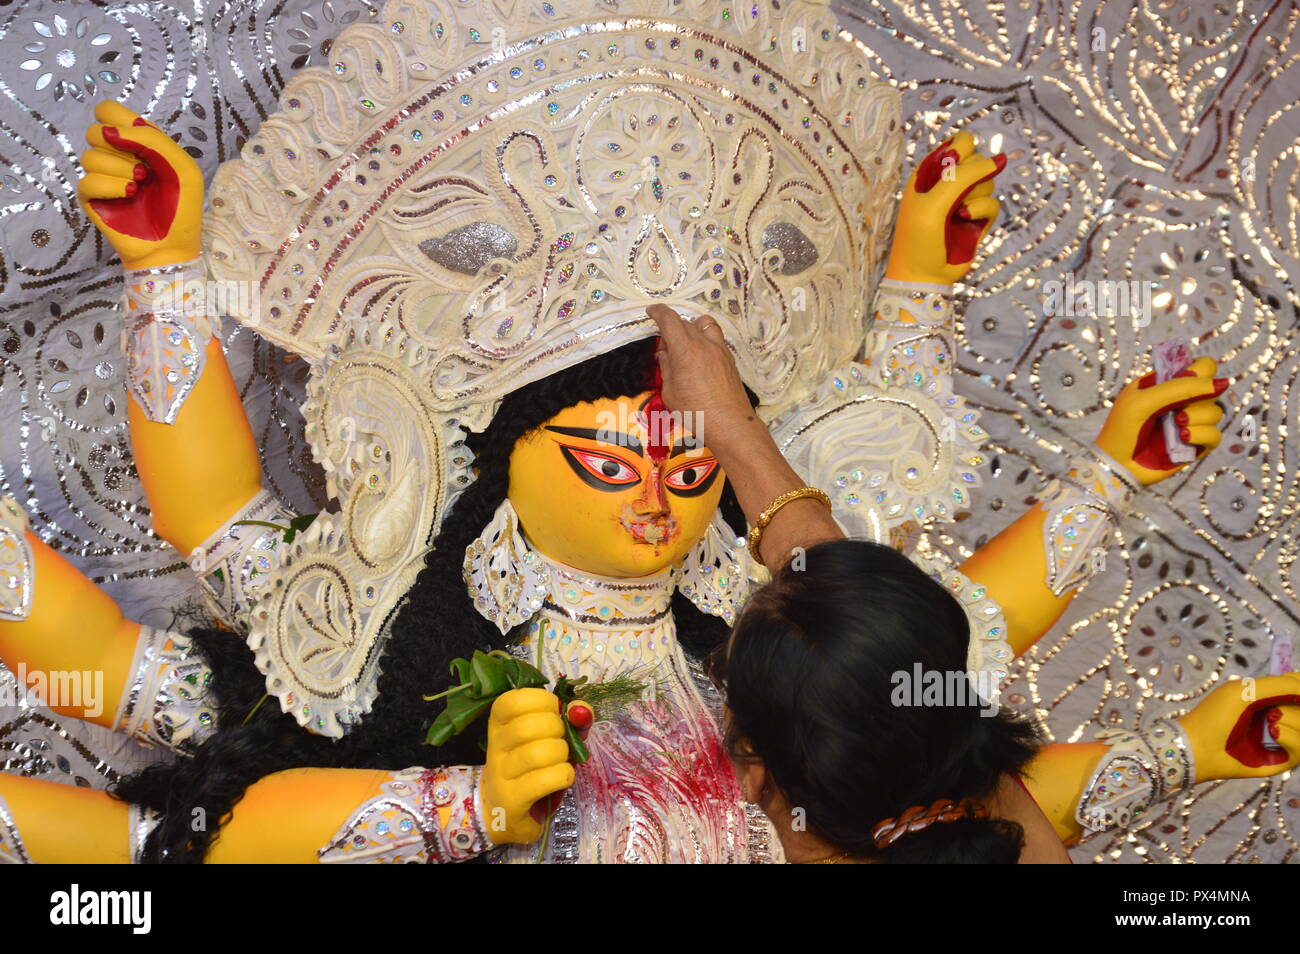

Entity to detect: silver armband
[128,804,163,864]
[318,766,493,864]
[189,489,297,628]
[0,496,34,622]
[0,793,33,864]
[1038,444,1141,596]
[1076,718,1196,834]
[113,626,217,756]
[121,257,220,425]
[864,278,955,389]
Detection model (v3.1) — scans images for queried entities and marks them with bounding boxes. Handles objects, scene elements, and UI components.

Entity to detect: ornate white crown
[205,0,903,414]
[198,0,1008,738]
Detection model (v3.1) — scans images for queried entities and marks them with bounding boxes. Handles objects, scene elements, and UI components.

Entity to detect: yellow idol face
[508,390,725,578]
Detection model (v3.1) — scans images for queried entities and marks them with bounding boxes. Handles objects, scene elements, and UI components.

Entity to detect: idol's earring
[463,499,551,635]
[677,510,754,623]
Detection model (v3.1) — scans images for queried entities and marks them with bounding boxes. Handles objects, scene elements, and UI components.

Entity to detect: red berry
[566,700,594,730]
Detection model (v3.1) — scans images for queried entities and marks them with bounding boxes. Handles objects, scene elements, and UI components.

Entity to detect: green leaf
[507,658,548,691]
[563,716,590,764]
[424,692,494,745]
[283,512,319,545]
[552,673,588,706]
[469,650,511,698]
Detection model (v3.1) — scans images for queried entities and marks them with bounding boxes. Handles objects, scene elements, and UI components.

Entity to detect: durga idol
[1,0,1292,864]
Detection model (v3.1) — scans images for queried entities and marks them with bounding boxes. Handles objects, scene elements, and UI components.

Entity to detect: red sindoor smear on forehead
[645,340,670,463]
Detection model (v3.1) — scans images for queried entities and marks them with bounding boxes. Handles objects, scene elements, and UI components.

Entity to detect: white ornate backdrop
[0,0,1296,863]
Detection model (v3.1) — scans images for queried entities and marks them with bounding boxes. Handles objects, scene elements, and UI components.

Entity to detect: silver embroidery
[677,511,756,625]
[121,257,218,424]
[1038,445,1140,596]
[127,803,162,864]
[0,793,33,864]
[1076,719,1195,834]
[319,765,491,864]
[0,496,34,622]
[463,499,552,635]
[865,278,956,390]
[190,488,297,630]
[113,626,217,756]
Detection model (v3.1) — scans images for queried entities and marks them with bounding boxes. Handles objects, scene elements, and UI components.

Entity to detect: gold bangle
[746,486,833,567]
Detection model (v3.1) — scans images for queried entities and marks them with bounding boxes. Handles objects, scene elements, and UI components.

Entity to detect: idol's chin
[585,541,686,580]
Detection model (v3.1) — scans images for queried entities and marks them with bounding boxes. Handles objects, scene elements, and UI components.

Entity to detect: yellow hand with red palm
[76,101,204,270]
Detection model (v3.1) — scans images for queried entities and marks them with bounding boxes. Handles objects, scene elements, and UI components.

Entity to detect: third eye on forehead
[543,425,705,458]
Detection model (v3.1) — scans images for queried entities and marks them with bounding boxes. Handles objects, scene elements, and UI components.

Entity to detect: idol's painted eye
[559,444,642,492]
[664,458,720,497]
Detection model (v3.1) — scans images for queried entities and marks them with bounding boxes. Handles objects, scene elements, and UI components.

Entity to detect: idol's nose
[631,463,670,517]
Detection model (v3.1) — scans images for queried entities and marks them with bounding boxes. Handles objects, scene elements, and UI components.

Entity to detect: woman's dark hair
[721,538,1041,864]
[115,336,745,862]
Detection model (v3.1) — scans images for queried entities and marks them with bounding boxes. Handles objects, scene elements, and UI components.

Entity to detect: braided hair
[115,337,743,861]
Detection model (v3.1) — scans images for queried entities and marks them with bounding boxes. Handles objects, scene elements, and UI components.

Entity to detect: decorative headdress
[202,0,1006,736]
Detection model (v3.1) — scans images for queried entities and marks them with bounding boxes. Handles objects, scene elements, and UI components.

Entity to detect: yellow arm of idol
[212,689,575,862]
[960,507,1071,658]
[77,100,263,557]
[1021,675,1300,844]
[0,774,132,863]
[866,133,1003,384]
[960,360,1228,658]
[205,766,544,863]
[1021,742,1109,843]
[126,342,263,555]
[0,768,398,864]
[0,689,574,863]
[0,517,216,755]
[0,527,139,729]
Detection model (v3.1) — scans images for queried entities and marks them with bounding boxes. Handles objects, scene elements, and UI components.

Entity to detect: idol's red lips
[619,507,679,546]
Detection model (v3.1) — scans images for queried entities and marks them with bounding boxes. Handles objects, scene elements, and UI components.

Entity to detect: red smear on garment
[576,694,747,861]
[89,119,180,242]
[1225,694,1300,767]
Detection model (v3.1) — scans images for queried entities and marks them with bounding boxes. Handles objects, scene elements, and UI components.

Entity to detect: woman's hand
[1178,674,1300,780]
[646,304,757,453]
[479,688,575,845]
[1094,357,1228,486]
[884,130,1006,286]
[647,304,843,567]
[77,101,204,270]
